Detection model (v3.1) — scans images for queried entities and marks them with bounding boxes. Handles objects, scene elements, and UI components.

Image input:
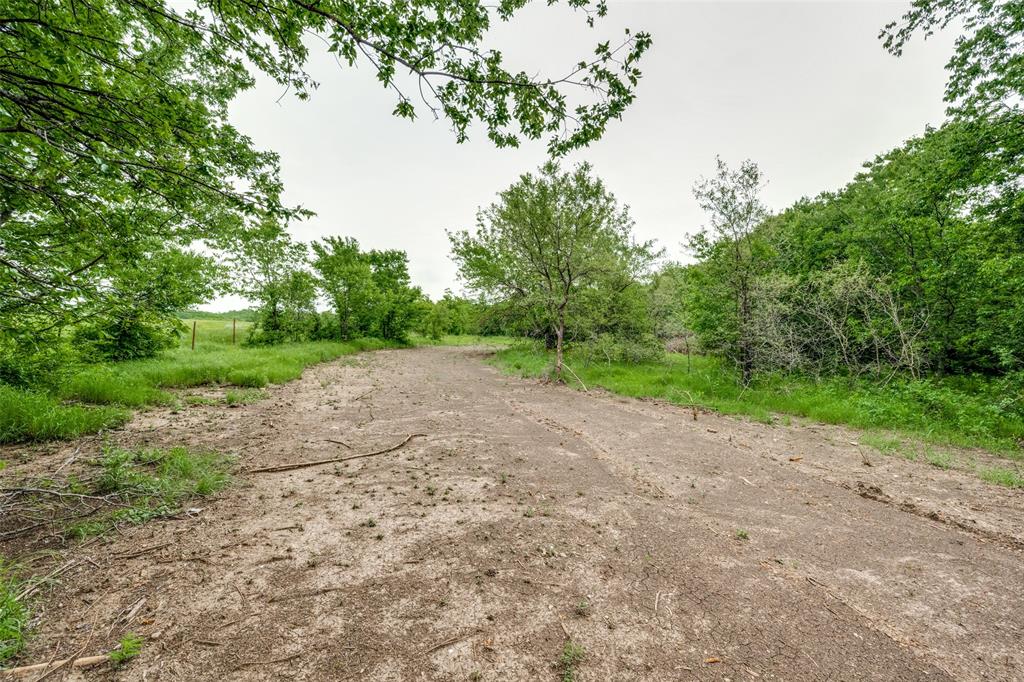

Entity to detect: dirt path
[10,346,1024,680]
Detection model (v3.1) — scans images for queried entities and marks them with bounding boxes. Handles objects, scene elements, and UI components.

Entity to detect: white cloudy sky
[212,0,956,308]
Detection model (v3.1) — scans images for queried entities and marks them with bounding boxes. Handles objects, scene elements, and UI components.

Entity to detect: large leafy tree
[366,249,423,342]
[312,237,375,340]
[450,161,657,380]
[0,0,650,352]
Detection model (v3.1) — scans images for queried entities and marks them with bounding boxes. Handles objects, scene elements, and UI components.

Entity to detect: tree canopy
[450,161,658,378]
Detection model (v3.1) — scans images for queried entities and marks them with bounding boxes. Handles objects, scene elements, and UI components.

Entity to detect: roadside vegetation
[0,319,397,444]
[495,346,1024,457]
[0,444,231,665]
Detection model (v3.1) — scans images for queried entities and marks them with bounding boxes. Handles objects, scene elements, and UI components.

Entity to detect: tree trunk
[554,307,566,382]
[739,287,753,386]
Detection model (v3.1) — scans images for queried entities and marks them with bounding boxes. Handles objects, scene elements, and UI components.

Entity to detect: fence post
[232,318,236,345]
[191,320,197,351]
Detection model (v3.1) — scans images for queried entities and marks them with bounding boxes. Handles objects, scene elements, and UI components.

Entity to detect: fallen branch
[324,438,352,449]
[246,434,427,474]
[0,654,109,677]
[423,630,479,655]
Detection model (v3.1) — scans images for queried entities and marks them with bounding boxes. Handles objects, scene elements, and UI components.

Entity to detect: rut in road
[14,346,1024,681]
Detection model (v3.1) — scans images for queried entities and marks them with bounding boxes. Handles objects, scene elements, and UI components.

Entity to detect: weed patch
[979,467,1024,488]
[560,641,585,682]
[110,633,143,667]
[493,348,1024,457]
[65,446,231,538]
[0,562,29,665]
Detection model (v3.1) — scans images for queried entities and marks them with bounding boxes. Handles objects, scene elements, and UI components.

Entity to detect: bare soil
[4,346,1024,681]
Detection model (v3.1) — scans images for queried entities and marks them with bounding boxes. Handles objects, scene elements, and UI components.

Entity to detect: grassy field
[494,346,1024,470]
[0,320,395,444]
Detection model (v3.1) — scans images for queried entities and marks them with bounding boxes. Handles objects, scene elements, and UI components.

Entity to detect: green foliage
[0,386,129,444]
[178,309,258,322]
[0,562,29,665]
[110,633,144,667]
[0,319,392,444]
[493,348,1024,454]
[687,157,770,385]
[70,445,232,538]
[0,0,647,371]
[451,161,660,379]
[979,467,1024,489]
[685,114,1024,381]
[560,641,586,682]
[72,249,221,362]
[225,389,267,406]
[63,339,394,407]
[882,0,1024,119]
[95,446,230,500]
[577,333,663,366]
[312,237,377,340]
[409,334,515,348]
[365,249,425,342]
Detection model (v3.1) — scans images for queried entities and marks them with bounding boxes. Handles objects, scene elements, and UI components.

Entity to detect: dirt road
[13,346,1024,680]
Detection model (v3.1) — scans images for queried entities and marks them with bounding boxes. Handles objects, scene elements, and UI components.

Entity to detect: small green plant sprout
[573,599,591,618]
[735,529,750,540]
[109,632,143,667]
[560,640,586,682]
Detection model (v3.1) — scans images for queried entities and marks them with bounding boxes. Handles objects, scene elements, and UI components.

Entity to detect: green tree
[882,0,1024,118]
[450,161,657,380]
[366,250,423,342]
[232,223,315,344]
[689,158,770,385]
[73,249,221,361]
[312,237,375,340]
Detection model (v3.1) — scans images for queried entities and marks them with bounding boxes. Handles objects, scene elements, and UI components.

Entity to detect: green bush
[577,333,664,366]
[73,313,182,362]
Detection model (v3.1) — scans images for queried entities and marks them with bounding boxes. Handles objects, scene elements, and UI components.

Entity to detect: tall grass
[494,347,1024,455]
[62,338,394,405]
[0,386,128,444]
[0,319,396,444]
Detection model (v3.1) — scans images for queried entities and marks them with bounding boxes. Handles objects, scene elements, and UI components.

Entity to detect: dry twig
[247,434,426,474]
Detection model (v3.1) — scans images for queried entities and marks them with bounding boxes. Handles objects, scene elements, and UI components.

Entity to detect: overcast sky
[212,0,956,309]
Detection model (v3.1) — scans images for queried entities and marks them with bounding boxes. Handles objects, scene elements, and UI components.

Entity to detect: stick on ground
[246,434,427,474]
[0,654,110,677]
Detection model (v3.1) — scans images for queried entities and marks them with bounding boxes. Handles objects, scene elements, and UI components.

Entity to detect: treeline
[674,112,1024,384]
[231,228,425,346]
